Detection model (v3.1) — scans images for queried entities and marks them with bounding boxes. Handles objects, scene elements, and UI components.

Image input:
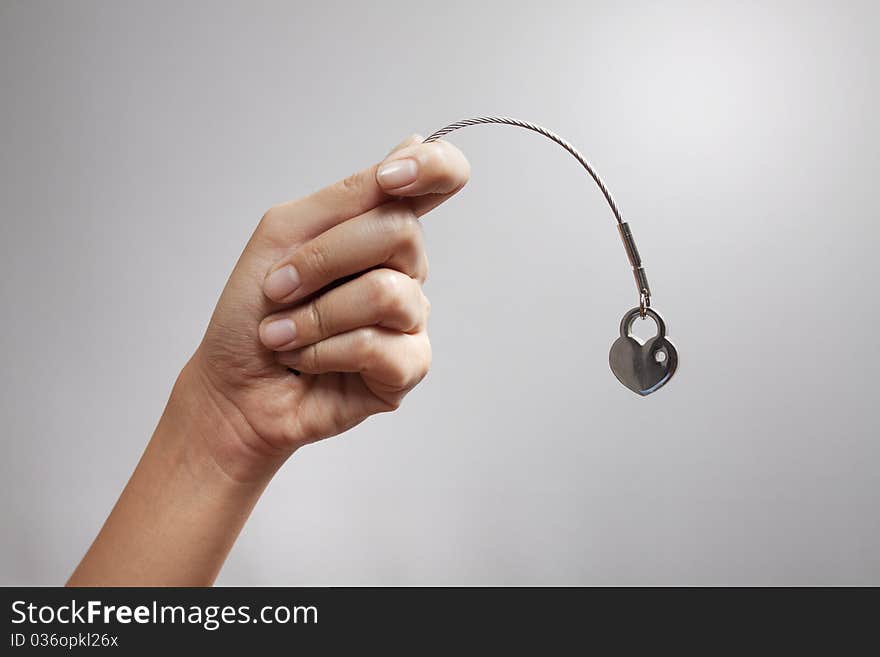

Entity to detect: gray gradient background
[1,0,878,585]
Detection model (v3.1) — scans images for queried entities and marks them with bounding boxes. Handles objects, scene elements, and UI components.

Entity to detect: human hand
[178,135,470,481]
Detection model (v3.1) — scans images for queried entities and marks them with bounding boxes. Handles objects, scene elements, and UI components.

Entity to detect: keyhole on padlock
[630,315,660,343]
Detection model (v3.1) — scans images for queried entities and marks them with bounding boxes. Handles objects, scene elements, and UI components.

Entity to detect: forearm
[67,364,286,586]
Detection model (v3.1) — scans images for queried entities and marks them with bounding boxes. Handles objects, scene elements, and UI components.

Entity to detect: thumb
[376,139,471,201]
[255,134,470,246]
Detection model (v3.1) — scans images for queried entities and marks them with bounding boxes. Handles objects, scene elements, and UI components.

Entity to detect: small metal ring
[639,290,650,318]
[620,305,667,338]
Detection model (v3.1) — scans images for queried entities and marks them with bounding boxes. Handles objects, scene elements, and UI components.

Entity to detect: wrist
[68,363,285,586]
[165,358,294,486]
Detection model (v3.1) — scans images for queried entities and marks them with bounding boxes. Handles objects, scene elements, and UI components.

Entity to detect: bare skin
[67,135,470,586]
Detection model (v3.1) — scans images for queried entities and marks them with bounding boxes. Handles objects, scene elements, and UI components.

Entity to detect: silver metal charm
[424,116,679,395]
[609,307,678,396]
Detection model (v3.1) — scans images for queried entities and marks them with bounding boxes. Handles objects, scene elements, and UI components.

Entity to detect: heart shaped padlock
[609,307,678,396]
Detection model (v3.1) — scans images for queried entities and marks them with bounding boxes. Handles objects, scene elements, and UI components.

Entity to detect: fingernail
[261,318,297,348]
[377,158,418,189]
[264,264,301,300]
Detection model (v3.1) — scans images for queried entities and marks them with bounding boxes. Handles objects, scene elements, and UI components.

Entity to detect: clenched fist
[183,135,470,481]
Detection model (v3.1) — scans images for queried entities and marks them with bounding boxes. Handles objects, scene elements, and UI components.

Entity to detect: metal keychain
[423,116,678,396]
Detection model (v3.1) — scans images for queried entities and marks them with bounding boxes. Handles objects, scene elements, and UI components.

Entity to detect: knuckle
[340,170,365,195]
[384,395,404,411]
[355,326,381,363]
[376,206,426,279]
[308,297,327,337]
[376,205,420,241]
[303,342,320,371]
[386,362,412,391]
[392,338,432,391]
[394,210,422,248]
[368,269,407,314]
[301,240,334,279]
[259,203,284,229]
[375,271,425,330]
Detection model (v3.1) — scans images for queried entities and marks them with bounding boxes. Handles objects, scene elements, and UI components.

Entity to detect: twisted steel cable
[423,115,653,312]
[423,116,624,225]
